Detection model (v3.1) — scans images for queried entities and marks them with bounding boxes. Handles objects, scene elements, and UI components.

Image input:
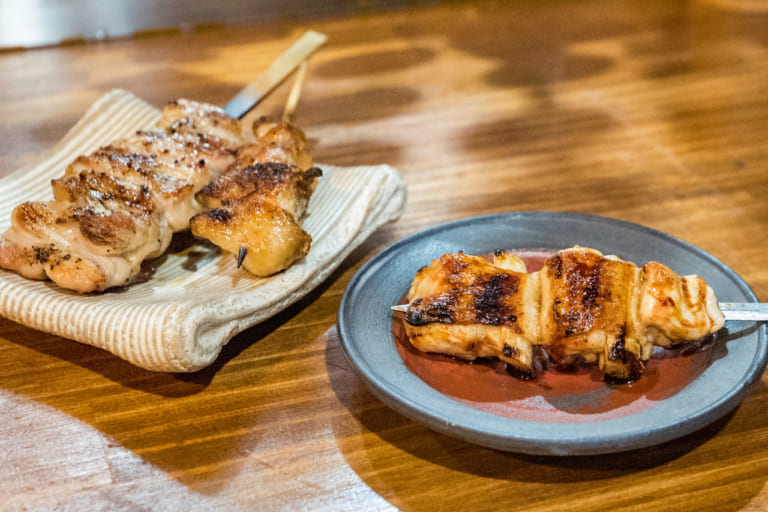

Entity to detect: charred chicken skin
[189,118,320,277]
[403,247,725,381]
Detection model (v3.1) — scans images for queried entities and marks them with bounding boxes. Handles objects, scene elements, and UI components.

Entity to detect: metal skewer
[717,303,768,321]
[391,303,768,321]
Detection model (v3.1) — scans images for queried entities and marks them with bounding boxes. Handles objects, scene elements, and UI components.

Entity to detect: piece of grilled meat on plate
[403,246,725,381]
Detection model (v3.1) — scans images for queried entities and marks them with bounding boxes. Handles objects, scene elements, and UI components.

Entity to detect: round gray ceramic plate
[337,212,767,455]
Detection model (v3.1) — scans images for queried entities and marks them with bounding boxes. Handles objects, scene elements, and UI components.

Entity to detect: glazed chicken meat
[190,118,321,277]
[0,99,320,293]
[402,247,725,381]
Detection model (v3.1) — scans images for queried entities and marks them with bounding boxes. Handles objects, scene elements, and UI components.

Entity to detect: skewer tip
[236,247,248,268]
[391,304,409,313]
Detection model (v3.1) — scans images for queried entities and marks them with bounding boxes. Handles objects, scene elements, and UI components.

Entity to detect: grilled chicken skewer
[393,303,767,322]
[0,31,327,293]
[190,117,320,276]
[0,101,320,291]
[0,99,242,293]
[394,247,727,382]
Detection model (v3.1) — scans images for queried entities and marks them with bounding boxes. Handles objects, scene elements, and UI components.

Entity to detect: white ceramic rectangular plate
[0,90,407,372]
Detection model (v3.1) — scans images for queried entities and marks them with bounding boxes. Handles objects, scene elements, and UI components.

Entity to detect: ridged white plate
[0,90,407,372]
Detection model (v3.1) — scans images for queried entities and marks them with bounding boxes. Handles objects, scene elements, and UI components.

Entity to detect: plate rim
[337,211,768,455]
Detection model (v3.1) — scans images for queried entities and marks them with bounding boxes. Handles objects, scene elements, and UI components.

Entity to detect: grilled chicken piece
[540,247,724,380]
[638,261,723,346]
[156,98,244,150]
[190,163,321,276]
[0,98,242,292]
[111,130,236,189]
[66,148,197,231]
[235,117,313,170]
[196,162,321,218]
[540,247,645,380]
[403,247,725,381]
[190,113,320,277]
[190,197,312,276]
[0,182,170,293]
[404,251,541,375]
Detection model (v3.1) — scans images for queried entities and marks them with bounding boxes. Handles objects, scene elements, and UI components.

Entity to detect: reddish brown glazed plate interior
[337,212,767,455]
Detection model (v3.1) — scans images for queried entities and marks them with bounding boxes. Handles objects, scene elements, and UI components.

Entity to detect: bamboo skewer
[224,30,327,119]
[283,60,308,121]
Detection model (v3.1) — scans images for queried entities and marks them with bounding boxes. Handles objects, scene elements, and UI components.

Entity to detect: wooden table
[1,1,768,510]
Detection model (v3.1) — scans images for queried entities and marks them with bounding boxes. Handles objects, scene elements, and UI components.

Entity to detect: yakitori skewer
[0,31,328,292]
[224,30,327,119]
[392,303,768,320]
[390,247,763,382]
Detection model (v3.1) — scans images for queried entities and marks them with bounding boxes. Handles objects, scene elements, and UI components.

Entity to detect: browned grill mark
[473,272,519,325]
[406,295,458,325]
[502,343,519,357]
[33,244,55,263]
[608,325,628,362]
[207,208,232,223]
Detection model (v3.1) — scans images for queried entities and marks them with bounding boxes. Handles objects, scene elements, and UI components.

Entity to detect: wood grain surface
[1,1,768,510]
